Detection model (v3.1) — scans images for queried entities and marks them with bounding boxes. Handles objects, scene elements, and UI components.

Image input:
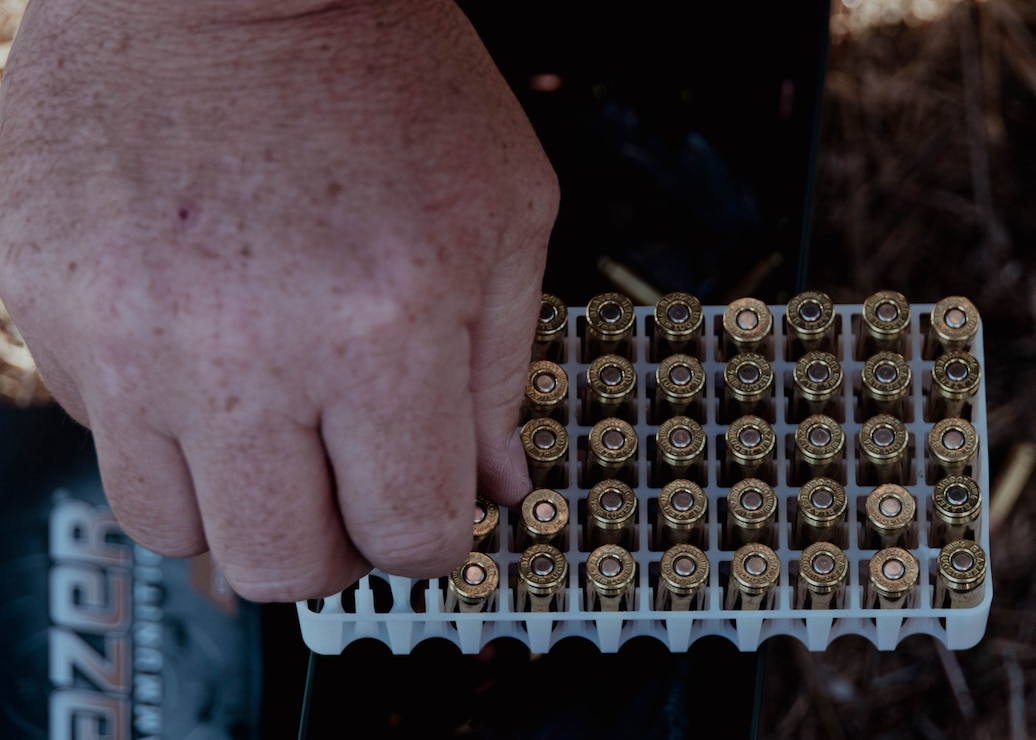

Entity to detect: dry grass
[0,0,27,78]
[784,0,1036,737]
[0,2,48,405]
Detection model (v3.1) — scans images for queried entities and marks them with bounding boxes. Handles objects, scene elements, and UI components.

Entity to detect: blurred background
[3,0,1036,737]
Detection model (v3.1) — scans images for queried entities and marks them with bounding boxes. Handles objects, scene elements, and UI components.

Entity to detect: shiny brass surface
[935,540,987,609]
[517,544,569,612]
[786,289,837,354]
[585,544,636,611]
[796,541,849,609]
[446,552,499,613]
[722,297,773,358]
[868,547,919,609]
[925,296,980,358]
[725,542,781,611]
[656,544,709,611]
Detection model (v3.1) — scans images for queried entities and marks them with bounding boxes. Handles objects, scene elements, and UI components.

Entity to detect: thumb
[471,148,558,506]
[471,243,555,506]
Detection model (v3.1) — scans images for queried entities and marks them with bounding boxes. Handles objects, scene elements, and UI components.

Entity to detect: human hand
[0,0,558,600]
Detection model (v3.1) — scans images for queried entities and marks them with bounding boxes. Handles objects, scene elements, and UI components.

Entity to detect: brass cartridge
[656,479,708,550]
[518,488,569,550]
[861,351,912,420]
[722,297,773,359]
[472,496,499,552]
[520,417,569,488]
[654,416,706,485]
[930,475,982,547]
[585,544,636,612]
[928,350,981,420]
[517,544,569,613]
[653,292,703,360]
[585,292,635,359]
[654,353,706,422]
[532,293,567,362]
[928,417,979,479]
[524,360,568,419]
[724,415,776,484]
[794,477,848,547]
[794,414,845,484]
[655,544,709,611]
[934,540,987,609]
[796,541,848,610]
[586,417,638,486]
[864,483,917,549]
[791,351,844,422]
[585,354,636,423]
[726,478,778,549]
[786,289,837,355]
[925,296,980,359]
[857,290,910,358]
[722,352,774,422]
[867,547,919,609]
[586,479,638,549]
[725,542,781,611]
[858,414,910,485]
[446,552,499,613]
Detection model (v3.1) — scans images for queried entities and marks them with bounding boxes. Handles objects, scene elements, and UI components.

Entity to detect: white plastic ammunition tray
[297,297,990,654]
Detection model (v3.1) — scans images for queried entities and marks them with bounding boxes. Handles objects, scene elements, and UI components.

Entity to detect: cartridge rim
[587,479,638,530]
[937,540,987,592]
[930,296,979,348]
[786,290,836,340]
[862,352,912,400]
[795,414,845,465]
[727,478,777,529]
[520,417,569,464]
[586,544,636,596]
[660,544,710,595]
[799,542,849,594]
[589,418,638,467]
[862,290,911,338]
[521,489,570,539]
[519,544,569,596]
[932,475,982,525]
[859,414,909,463]
[723,297,773,346]
[525,360,569,410]
[656,354,706,403]
[659,480,708,529]
[656,416,706,466]
[793,352,844,401]
[448,552,499,605]
[929,418,979,467]
[865,484,916,534]
[869,547,919,599]
[797,478,847,527]
[536,294,568,343]
[587,354,636,402]
[586,292,635,342]
[932,351,981,400]
[731,542,780,595]
[724,352,774,402]
[472,497,499,540]
[726,415,776,464]
[654,292,703,342]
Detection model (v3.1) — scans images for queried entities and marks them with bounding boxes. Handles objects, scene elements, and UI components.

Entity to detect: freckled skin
[0,0,558,602]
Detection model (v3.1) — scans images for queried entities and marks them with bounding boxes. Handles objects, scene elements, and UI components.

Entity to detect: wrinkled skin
[0,0,558,601]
